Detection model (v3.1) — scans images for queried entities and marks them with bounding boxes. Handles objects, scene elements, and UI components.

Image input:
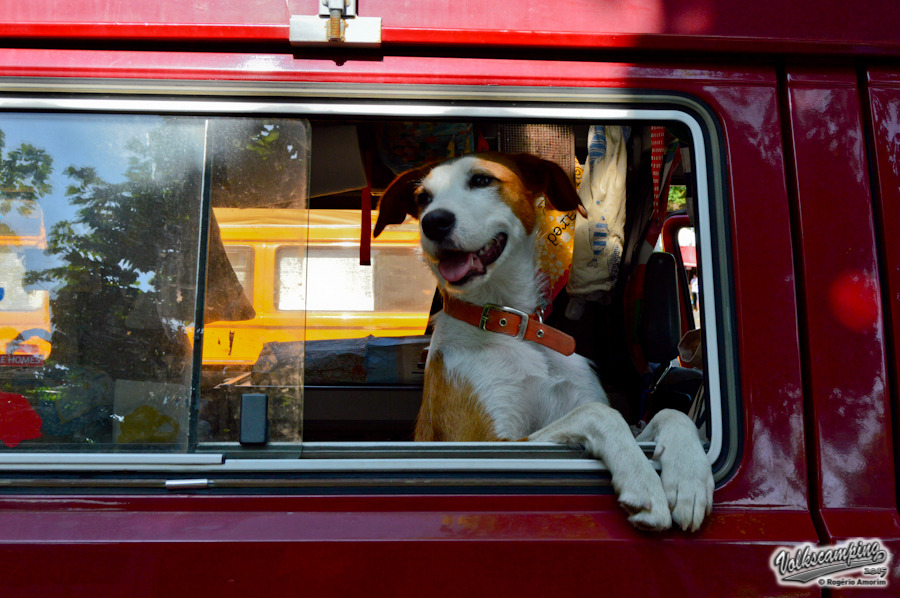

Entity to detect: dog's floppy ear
[512,154,587,217]
[373,165,433,238]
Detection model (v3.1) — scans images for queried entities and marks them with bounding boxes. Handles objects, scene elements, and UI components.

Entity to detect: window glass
[0,114,207,451]
[0,114,311,451]
[223,246,254,298]
[373,248,436,313]
[677,227,702,329]
[200,119,312,445]
[277,247,309,311]
[273,245,433,314]
[306,252,376,312]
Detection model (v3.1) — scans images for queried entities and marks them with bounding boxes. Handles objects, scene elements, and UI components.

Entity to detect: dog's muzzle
[435,233,508,285]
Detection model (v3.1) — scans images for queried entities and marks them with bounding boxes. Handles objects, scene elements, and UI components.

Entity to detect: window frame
[0,82,739,489]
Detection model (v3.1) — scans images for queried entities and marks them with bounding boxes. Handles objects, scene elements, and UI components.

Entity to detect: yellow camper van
[201,207,434,370]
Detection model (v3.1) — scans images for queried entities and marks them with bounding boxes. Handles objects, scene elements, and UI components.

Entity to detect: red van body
[0,1,898,596]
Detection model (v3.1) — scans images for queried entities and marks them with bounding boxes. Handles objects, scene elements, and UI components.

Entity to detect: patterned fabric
[533,195,577,313]
[651,126,666,198]
[498,124,576,182]
[377,122,475,175]
[647,129,681,242]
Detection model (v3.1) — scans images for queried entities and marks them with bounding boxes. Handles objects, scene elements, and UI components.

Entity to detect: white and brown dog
[374,153,713,531]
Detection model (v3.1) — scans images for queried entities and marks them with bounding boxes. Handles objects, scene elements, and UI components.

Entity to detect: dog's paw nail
[618,496,648,516]
[627,509,672,532]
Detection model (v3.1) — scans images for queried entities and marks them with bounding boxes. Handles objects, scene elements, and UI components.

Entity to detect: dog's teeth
[477,237,497,258]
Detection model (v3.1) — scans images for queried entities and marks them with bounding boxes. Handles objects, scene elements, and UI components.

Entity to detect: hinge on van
[290,0,382,47]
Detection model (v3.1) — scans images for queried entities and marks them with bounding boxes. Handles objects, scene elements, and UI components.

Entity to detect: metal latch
[290,0,382,47]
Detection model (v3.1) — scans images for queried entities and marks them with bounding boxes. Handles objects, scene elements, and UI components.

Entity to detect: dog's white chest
[430,314,605,439]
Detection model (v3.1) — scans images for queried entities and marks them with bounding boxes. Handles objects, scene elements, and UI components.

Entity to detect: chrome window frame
[0,80,738,487]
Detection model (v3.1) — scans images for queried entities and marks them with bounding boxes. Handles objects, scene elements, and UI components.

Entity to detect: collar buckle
[479,303,529,340]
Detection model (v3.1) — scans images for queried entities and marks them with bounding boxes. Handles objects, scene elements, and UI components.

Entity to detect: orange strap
[441,295,576,356]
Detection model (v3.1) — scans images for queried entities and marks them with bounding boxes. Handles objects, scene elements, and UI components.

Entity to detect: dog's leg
[636,408,714,532]
[528,402,673,531]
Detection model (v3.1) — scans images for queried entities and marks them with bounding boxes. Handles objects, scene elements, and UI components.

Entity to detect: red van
[0,1,898,595]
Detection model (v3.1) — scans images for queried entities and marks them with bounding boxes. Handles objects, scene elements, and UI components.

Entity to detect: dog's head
[374,153,584,290]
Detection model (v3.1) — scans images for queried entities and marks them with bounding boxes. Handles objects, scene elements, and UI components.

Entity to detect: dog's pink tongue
[439,252,483,283]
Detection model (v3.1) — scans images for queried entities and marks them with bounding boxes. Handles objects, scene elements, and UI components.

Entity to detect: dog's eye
[469,173,495,189]
[414,188,432,209]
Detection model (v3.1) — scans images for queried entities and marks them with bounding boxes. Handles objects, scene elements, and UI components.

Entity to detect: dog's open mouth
[437,233,508,284]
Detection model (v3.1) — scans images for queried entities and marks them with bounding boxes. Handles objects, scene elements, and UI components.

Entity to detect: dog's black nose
[421,209,456,241]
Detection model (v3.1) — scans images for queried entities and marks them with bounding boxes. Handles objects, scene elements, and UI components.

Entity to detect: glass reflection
[0,115,205,450]
[0,115,311,451]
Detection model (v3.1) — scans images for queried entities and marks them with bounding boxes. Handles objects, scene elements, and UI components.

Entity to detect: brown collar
[440,295,576,356]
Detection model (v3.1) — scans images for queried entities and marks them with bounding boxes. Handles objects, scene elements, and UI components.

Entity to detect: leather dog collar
[440,295,576,356]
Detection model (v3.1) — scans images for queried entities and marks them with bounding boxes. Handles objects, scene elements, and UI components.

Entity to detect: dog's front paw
[614,461,672,531]
[648,411,714,532]
[528,403,674,531]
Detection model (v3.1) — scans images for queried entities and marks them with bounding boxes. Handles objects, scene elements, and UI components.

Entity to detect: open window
[0,89,736,487]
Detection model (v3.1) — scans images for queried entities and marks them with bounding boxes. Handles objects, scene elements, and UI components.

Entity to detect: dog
[374,153,713,531]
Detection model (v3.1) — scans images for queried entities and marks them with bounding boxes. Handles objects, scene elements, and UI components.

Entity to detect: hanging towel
[566,125,629,314]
